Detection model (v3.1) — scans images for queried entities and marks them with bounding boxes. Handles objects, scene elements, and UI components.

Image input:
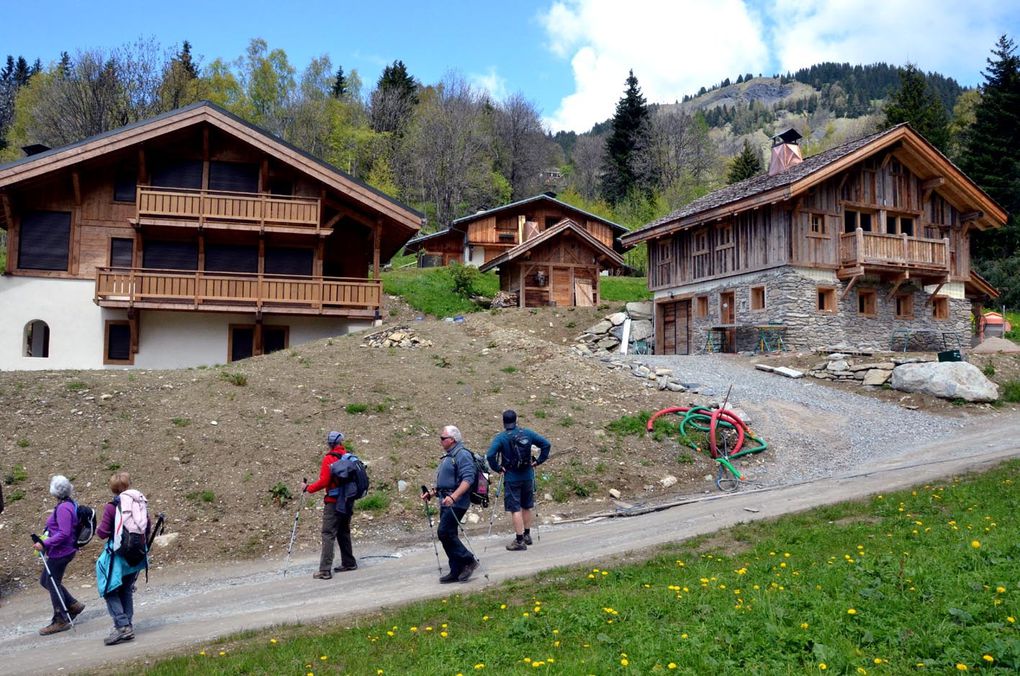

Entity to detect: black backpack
[71,501,97,549]
[453,448,490,508]
[500,429,534,471]
[329,453,370,502]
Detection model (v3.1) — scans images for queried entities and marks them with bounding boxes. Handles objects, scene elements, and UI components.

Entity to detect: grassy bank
[382,267,499,318]
[133,461,1020,675]
[599,276,651,303]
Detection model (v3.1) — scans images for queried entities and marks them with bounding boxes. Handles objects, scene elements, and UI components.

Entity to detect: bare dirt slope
[1,303,710,596]
[0,418,1018,675]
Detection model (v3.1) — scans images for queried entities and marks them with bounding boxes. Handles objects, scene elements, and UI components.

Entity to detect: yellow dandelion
[857,668,868,675]
[442,623,448,628]
[553,629,559,634]
[524,658,532,663]
[523,612,530,617]
[482,616,489,622]
[474,664,485,670]
[1008,616,1016,623]
[956,664,968,671]
[219,651,226,656]
[198,651,206,656]
[620,658,629,666]
[971,540,981,549]
[819,664,827,670]
[270,638,277,644]
[668,664,677,670]
[801,623,809,629]
[983,655,994,663]
[377,671,384,675]
[440,631,448,638]
[847,608,858,615]
[680,633,688,639]
[996,586,1006,593]
[320,655,328,660]
[425,626,433,631]
[500,604,507,609]
[410,626,418,632]
[386,631,394,637]
[874,658,883,664]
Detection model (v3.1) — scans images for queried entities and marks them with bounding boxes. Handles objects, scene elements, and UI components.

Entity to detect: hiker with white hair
[302,431,358,579]
[420,425,479,583]
[33,475,85,635]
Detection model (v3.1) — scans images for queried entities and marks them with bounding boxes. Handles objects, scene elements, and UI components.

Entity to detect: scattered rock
[608,488,622,499]
[755,364,776,373]
[397,480,408,493]
[659,475,678,488]
[773,367,804,379]
[862,369,892,386]
[891,361,999,402]
[154,533,179,548]
[608,312,627,326]
[625,301,653,320]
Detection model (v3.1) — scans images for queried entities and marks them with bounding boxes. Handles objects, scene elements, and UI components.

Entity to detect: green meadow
[133,461,1020,675]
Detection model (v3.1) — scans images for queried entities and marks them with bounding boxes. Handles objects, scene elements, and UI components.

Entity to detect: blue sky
[2,1,1019,132]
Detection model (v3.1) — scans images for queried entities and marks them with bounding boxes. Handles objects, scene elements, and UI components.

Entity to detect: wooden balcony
[95,267,380,317]
[838,230,950,279]
[135,187,321,234]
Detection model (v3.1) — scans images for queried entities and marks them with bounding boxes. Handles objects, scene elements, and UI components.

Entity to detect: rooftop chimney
[22,143,50,157]
[768,129,803,176]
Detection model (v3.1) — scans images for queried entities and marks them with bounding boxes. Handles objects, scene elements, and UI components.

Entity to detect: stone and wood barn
[0,101,422,370]
[403,192,628,267]
[620,126,1006,354]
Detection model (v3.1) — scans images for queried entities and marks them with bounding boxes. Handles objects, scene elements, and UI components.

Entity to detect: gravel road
[626,354,977,485]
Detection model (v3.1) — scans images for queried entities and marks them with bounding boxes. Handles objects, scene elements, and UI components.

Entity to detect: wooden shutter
[113,169,137,202]
[110,238,134,268]
[265,247,313,276]
[18,211,71,270]
[106,323,132,362]
[208,161,259,193]
[205,244,258,273]
[151,160,203,189]
[143,241,198,270]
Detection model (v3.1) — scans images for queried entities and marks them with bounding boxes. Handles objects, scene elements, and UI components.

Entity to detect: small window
[895,294,914,319]
[750,286,765,311]
[113,169,137,203]
[104,321,133,365]
[110,237,134,269]
[24,320,50,358]
[695,295,709,318]
[857,289,877,316]
[932,296,949,320]
[859,212,872,232]
[888,215,915,236]
[18,211,71,271]
[716,224,733,248]
[264,326,289,354]
[229,325,255,362]
[817,287,836,312]
[693,229,709,254]
[810,213,826,235]
[843,209,873,233]
[545,216,559,229]
[657,239,672,262]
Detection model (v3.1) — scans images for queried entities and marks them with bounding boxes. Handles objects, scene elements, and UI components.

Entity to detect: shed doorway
[658,300,690,355]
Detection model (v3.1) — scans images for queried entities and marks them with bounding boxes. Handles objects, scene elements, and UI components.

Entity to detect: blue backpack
[329,453,370,502]
[500,429,534,471]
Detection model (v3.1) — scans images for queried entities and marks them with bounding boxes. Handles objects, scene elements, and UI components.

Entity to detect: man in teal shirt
[486,410,551,550]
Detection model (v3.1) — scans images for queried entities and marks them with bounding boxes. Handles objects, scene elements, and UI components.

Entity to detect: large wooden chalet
[0,101,422,369]
[621,126,1005,355]
[403,193,627,267]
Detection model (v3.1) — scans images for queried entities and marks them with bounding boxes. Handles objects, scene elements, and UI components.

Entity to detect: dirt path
[2,414,1019,674]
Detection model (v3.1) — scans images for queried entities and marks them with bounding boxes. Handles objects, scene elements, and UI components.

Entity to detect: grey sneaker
[104,626,134,646]
[506,539,527,551]
[523,533,533,546]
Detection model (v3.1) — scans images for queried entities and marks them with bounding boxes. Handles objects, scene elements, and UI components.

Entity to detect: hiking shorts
[504,478,534,512]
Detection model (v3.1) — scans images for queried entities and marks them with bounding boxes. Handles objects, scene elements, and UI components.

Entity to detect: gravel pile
[624,354,968,487]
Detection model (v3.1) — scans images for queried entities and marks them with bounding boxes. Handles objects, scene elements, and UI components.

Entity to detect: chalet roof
[452,193,629,236]
[478,218,625,273]
[622,124,1008,247]
[403,227,464,252]
[0,100,423,238]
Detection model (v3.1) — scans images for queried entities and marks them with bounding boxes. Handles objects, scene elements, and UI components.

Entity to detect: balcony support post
[840,274,861,300]
[887,272,909,300]
[373,220,382,280]
[855,227,864,265]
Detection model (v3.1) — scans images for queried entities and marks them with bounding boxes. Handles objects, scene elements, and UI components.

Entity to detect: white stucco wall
[0,276,372,371]
[467,246,485,267]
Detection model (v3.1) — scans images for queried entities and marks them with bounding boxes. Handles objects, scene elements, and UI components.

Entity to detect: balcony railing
[95,267,380,315]
[136,186,321,232]
[839,230,950,273]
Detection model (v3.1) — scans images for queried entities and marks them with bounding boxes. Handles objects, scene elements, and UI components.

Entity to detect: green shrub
[219,371,247,386]
[269,482,292,507]
[66,381,88,392]
[448,262,480,298]
[983,363,996,377]
[171,417,191,427]
[501,366,518,374]
[1001,380,1020,403]
[346,403,369,414]
[4,464,28,485]
[16,438,29,448]
[188,490,216,503]
[355,492,390,512]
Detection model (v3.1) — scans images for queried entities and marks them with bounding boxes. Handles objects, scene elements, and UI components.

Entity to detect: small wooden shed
[479,218,625,307]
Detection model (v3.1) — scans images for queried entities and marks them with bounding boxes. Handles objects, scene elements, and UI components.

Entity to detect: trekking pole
[533,472,541,543]
[483,474,505,552]
[31,534,75,632]
[421,486,443,576]
[283,479,308,577]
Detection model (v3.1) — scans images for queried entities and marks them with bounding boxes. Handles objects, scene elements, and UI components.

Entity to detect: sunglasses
[439,435,453,441]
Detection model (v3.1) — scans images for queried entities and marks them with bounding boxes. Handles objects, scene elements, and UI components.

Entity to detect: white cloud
[540,0,769,132]
[469,67,509,101]
[771,0,1013,81]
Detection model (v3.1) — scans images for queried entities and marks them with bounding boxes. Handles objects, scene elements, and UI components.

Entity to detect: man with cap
[486,410,551,551]
[302,431,358,579]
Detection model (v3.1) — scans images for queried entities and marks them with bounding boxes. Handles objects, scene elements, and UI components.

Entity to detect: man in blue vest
[486,410,551,551]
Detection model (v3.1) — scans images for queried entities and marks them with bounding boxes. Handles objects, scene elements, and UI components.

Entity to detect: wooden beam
[921,177,945,191]
[959,211,983,223]
[128,309,140,354]
[372,220,381,279]
[886,272,909,300]
[840,274,861,300]
[323,212,343,230]
[71,170,81,206]
[0,191,12,225]
[137,147,148,185]
[925,282,946,306]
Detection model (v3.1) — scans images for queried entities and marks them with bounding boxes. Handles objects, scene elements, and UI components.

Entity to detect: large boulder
[891,361,999,402]
[625,301,653,321]
[630,320,654,342]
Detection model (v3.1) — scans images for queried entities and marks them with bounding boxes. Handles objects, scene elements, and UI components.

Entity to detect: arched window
[24,320,50,358]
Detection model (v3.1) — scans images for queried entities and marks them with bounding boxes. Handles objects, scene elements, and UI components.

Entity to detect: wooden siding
[464,204,615,249]
[137,186,320,231]
[500,234,601,307]
[95,267,380,315]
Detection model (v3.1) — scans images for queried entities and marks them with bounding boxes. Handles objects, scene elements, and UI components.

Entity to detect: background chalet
[622,126,1006,355]
[0,101,421,370]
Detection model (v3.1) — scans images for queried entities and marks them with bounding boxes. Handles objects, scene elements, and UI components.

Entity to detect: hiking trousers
[40,552,78,622]
[319,502,356,571]
[104,571,139,628]
[437,506,474,575]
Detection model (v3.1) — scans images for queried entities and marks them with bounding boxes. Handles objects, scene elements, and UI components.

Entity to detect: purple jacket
[43,500,77,559]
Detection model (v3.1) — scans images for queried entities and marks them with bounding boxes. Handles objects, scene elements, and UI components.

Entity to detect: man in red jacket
[302,431,358,579]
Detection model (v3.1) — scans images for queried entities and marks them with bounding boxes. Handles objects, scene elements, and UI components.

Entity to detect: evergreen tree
[370,60,418,133]
[602,70,650,204]
[883,64,949,151]
[177,41,198,79]
[960,35,1020,300]
[726,139,763,183]
[331,65,348,99]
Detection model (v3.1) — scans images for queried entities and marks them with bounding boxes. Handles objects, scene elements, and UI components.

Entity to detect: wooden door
[660,300,690,355]
[574,275,594,307]
[552,267,572,306]
[720,291,735,324]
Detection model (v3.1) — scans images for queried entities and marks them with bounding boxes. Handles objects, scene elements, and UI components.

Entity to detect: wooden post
[137,147,148,185]
[855,227,864,264]
[254,318,264,356]
[2,192,16,272]
[71,170,81,206]
[518,264,525,308]
[372,220,382,279]
[943,236,951,273]
[902,233,909,263]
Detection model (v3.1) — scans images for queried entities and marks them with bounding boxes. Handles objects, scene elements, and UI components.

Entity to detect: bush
[346,403,369,414]
[269,482,292,507]
[448,262,480,299]
[4,464,28,485]
[356,492,390,511]
[983,363,996,377]
[1001,380,1020,403]
[219,371,247,386]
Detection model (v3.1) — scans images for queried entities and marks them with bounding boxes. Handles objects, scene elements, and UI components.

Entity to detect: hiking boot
[506,539,527,551]
[458,559,479,582]
[439,571,460,584]
[39,620,71,636]
[104,626,134,645]
[67,601,85,619]
[523,533,533,546]
[333,564,358,572]
[312,570,333,580]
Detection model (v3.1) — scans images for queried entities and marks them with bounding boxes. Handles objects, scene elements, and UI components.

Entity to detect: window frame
[692,228,709,255]
[895,294,914,319]
[695,295,709,318]
[715,224,734,250]
[808,212,828,237]
[932,296,950,320]
[750,286,766,312]
[857,289,877,316]
[24,319,50,358]
[228,324,256,363]
[817,286,837,313]
[104,320,134,365]
[109,237,134,269]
